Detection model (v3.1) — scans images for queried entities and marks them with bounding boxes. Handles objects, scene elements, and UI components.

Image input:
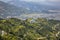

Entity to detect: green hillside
[0,18,60,40]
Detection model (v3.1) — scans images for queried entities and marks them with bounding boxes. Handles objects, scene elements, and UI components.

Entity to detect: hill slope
[0,1,31,18]
[0,18,60,40]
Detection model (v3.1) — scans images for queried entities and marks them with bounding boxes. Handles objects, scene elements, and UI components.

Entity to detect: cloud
[20,0,46,2]
[0,0,60,2]
[47,0,60,2]
[20,0,60,2]
[0,0,11,2]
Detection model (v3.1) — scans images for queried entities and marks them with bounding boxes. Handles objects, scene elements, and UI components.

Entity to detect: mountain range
[0,1,60,20]
[0,1,33,18]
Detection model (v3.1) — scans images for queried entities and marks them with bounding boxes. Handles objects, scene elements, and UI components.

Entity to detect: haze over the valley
[0,0,60,20]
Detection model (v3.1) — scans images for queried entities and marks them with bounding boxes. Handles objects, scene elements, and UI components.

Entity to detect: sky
[0,0,60,2]
[0,0,60,6]
[20,0,60,2]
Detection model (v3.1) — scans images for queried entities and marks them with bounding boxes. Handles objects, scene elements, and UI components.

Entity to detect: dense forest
[0,18,60,40]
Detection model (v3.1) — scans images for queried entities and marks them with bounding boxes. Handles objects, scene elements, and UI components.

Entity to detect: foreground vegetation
[0,18,60,40]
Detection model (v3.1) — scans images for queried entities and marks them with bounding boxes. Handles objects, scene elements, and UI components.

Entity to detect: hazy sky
[20,0,60,2]
[0,0,60,2]
[0,0,60,6]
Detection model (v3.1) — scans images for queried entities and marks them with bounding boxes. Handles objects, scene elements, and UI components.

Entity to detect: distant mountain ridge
[0,1,33,18]
[0,1,20,18]
[8,0,60,13]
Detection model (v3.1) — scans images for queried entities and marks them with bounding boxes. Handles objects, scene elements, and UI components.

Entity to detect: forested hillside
[0,18,60,40]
